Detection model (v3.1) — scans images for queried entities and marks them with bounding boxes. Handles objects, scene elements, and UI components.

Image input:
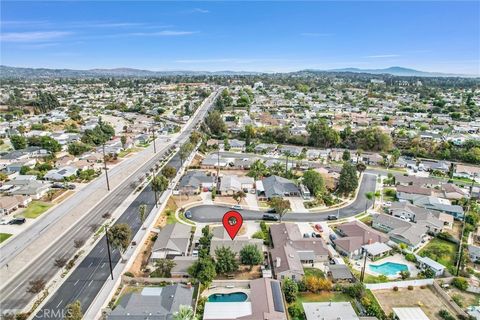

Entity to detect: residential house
[389,202,453,229]
[259,175,300,200]
[201,154,228,169]
[454,164,480,180]
[269,223,329,281]
[170,256,198,278]
[468,245,480,263]
[413,196,464,219]
[3,180,50,199]
[254,143,277,154]
[394,175,441,188]
[396,185,433,202]
[372,214,429,250]
[332,221,388,259]
[107,284,194,320]
[228,139,246,150]
[303,302,359,320]
[203,278,287,320]
[327,265,355,283]
[43,166,78,181]
[176,171,215,195]
[209,227,263,257]
[415,255,446,276]
[392,307,430,320]
[0,195,31,215]
[279,145,303,157]
[219,175,254,196]
[436,183,467,200]
[150,223,192,262]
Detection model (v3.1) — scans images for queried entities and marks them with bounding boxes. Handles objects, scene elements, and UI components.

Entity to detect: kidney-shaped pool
[208,292,248,302]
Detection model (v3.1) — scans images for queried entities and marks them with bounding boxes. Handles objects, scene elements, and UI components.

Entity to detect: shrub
[342,283,365,299]
[288,305,303,320]
[124,271,134,277]
[393,286,398,291]
[452,277,469,291]
[405,253,417,262]
[407,285,413,290]
[452,294,463,307]
[439,309,455,320]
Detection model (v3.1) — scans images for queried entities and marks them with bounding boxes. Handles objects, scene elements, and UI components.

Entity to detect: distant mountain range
[0,65,475,79]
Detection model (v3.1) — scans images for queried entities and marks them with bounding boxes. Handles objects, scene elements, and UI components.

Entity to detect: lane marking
[56,300,63,308]
[101,263,105,268]
[88,280,93,287]
[73,279,79,286]
[88,262,93,268]
[99,247,104,253]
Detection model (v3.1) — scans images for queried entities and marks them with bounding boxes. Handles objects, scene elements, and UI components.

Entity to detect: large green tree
[302,169,325,197]
[338,162,359,196]
[307,119,340,148]
[268,197,291,222]
[214,246,238,275]
[107,223,132,258]
[204,111,227,136]
[10,135,27,150]
[247,159,268,180]
[239,244,263,270]
[282,278,298,303]
[188,258,217,285]
[64,300,83,320]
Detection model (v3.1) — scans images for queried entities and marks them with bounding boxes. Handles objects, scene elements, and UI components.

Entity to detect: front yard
[17,201,53,219]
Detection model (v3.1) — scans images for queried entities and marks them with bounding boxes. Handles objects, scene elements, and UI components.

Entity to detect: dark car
[9,217,26,225]
[52,183,65,189]
[327,215,338,220]
[67,184,77,190]
[262,214,279,221]
[266,208,277,214]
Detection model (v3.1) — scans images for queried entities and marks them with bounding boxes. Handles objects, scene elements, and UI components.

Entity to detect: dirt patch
[190,153,204,167]
[128,231,156,277]
[216,265,262,280]
[51,190,74,204]
[172,195,202,208]
[373,286,458,320]
[214,196,247,206]
[445,286,480,308]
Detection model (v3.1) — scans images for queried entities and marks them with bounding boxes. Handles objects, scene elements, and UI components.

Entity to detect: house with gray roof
[303,302,359,320]
[327,264,355,283]
[333,221,388,259]
[44,166,78,181]
[372,214,429,250]
[219,175,254,195]
[413,195,464,219]
[415,255,445,277]
[3,180,50,200]
[176,171,214,195]
[260,175,300,200]
[107,284,194,320]
[269,223,329,281]
[396,185,433,202]
[209,227,263,257]
[150,223,192,262]
[468,245,480,263]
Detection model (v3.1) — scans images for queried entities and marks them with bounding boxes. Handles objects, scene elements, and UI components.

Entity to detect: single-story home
[392,307,429,320]
[327,265,355,283]
[219,175,254,195]
[259,175,300,200]
[150,223,192,262]
[303,302,359,320]
[44,166,78,181]
[415,255,445,277]
[176,171,215,195]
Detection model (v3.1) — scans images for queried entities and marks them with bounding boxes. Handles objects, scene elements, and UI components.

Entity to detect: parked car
[327,215,338,220]
[303,233,311,238]
[314,224,323,232]
[266,208,277,213]
[67,184,76,190]
[262,214,279,221]
[9,217,26,225]
[185,210,192,219]
[52,183,65,189]
[311,232,321,238]
[329,233,337,241]
[0,219,9,225]
[231,204,242,210]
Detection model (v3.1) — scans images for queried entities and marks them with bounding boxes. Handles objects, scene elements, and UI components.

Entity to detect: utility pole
[151,125,157,154]
[216,147,220,189]
[360,249,368,282]
[456,173,476,275]
[105,226,114,280]
[102,143,110,191]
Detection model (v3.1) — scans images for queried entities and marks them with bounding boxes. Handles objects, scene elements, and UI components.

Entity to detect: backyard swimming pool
[369,262,408,276]
[208,292,248,302]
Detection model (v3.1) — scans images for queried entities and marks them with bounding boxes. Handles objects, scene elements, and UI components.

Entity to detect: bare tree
[74,239,85,248]
[26,279,46,294]
[54,257,68,268]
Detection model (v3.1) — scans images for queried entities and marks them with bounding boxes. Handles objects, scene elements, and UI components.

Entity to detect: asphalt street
[0,89,220,315]
[189,173,377,222]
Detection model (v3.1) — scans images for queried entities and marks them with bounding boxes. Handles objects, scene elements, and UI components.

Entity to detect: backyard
[16,201,52,219]
[292,291,354,313]
[373,286,457,320]
[418,238,458,273]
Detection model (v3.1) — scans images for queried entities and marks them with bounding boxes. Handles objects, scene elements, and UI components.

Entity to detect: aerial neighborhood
[0,71,479,320]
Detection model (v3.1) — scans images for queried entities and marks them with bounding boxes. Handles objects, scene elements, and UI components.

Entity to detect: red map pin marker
[222,210,243,240]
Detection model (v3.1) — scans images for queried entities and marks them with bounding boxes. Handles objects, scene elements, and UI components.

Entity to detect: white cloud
[1,31,72,42]
[128,30,198,37]
[365,54,400,58]
[191,8,209,14]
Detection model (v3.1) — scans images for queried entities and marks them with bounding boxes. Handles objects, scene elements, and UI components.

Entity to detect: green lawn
[17,201,52,219]
[418,238,457,272]
[0,233,13,243]
[351,269,388,283]
[304,268,325,278]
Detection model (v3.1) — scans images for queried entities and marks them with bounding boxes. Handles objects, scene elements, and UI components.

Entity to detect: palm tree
[173,305,197,320]
[364,191,375,213]
[151,175,168,207]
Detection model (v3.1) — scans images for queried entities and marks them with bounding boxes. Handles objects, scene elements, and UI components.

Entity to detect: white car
[384,201,392,207]
[231,204,242,210]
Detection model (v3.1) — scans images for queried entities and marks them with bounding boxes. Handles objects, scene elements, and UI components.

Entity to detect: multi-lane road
[0,89,221,315]
[188,173,377,222]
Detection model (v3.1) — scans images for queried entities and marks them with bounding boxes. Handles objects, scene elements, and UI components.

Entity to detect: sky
[1,1,479,75]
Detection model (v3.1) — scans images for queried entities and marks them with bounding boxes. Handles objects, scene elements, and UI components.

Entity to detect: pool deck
[351,254,419,279]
